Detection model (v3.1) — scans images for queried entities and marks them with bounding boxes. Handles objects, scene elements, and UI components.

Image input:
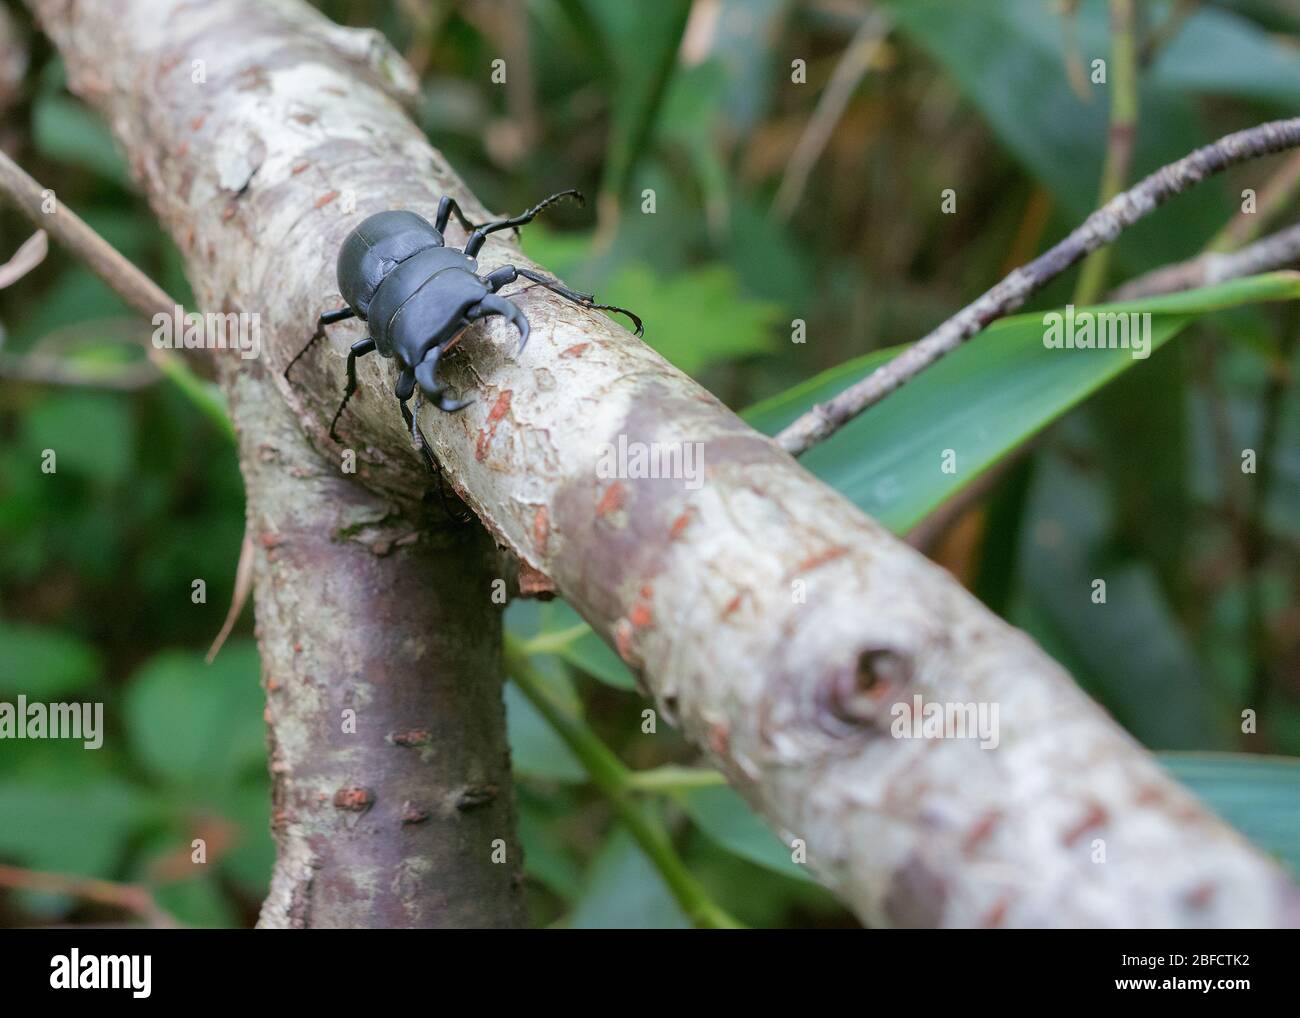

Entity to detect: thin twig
[0,148,232,436]
[773,9,890,220]
[0,229,47,288]
[775,117,1300,457]
[0,349,158,389]
[206,527,255,663]
[0,863,179,927]
[0,149,175,322]
[1209,149,1300,253]
[1110,221,1300,300]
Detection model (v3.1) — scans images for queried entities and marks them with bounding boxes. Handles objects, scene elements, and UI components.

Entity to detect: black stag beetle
[284,189,642,465]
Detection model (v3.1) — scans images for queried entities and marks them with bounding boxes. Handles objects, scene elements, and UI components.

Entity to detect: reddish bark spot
[669,511,692,540]
[292,112,318,125]
[560,343,589,358]
[963,809,1001,853]
[401,806,430,826]
[221,204,237,222]
[487,389,512,423]
[293,643,303,653]
[391,730,431,747]
[475,390,513,461]
[595,482,626,518]
[291,161,310,175]
[722,593,744,618]
[796,545,849,573]
[260,533,282,549]
[629,601,654,627]
[614,619,636,664]
[1184,882,1216,910]
[981,895,1011,928]
[189,115,206,132]
[332,787,373,812]
[1063,802,1108,846]
[265,676,280,693]
[517,563,555,597]
[314,190,339,209]
[175,141,188,158]
[533,506,549,555]
[708,724,730,756]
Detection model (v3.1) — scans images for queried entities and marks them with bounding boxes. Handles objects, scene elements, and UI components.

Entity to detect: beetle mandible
[284,189,642,456]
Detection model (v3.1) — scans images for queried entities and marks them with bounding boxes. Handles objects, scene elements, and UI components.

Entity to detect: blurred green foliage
[1,0,1298,928]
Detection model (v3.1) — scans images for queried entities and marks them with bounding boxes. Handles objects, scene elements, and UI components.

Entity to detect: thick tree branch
[34,0,1300,928]
[775,117,1300,457]
[25,0,526,928]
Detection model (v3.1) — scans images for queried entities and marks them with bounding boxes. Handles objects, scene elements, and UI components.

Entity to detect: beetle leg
[409,389,424,446]
[463,189,583,258]
[395,367,416,401]
[328,337,376,442]
[434,195,478,237]
[507,266,645,337]
[400,395,471,523]
[286,305,356,380]
[398,396,437,473]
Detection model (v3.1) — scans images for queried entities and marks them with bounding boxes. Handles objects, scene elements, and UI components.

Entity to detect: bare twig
[205,527,255,663]
[0,149,231,435]
[776,117,1300,456]
[0,149,176,324]
[0,230,48,288]
[1111,221,1300,300]
[0,349,158,390]
[0,863,179,927]
[1209,149,1300,253]
[773,9,890,220]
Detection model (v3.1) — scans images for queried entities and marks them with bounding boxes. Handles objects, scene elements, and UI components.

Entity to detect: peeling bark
[32,0,1300,928]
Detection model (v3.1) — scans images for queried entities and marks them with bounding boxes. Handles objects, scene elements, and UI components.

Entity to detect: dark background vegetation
[1,0,1298,927]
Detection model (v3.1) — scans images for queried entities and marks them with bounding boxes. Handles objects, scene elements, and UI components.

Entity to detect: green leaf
[123,642,264,791]
[1011,452,1228,750]
[32,95,131,187]
[0,773,155,877]
[592,0,693,206]
[677,785,813,883]
[1152,7,1300,108]
[565,828,691,929]
[507,598,635,691]
[882,0,1219,268]
[1160,753,1300,879]
[0,622,102,699]
[504,682,586,783]
[517,787,584,900]
[601,263,782,376]
[22,392,135,486]
[745,273,1300,534]
[153,874,239,929]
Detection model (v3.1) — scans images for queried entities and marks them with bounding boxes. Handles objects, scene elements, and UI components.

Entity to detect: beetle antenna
[464,189,583,257]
